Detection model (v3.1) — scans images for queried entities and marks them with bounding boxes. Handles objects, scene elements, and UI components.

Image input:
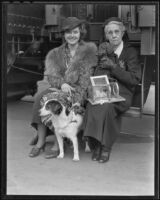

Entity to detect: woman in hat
[29,17,98,158]
[83,17,141,163]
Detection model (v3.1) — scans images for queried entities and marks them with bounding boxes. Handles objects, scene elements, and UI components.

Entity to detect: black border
[1,1,159,200]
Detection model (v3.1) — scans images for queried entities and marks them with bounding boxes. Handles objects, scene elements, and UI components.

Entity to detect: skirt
[31,88,52,130]
[82,102,122,151]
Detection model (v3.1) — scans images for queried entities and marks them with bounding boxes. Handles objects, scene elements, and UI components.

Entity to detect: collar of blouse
[64,41,83,68]
[114,41,123,58]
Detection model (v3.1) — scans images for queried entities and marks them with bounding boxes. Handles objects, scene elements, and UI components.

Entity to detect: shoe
[92,146,101,161]
[29,135,38,146]
[45,149,59,159]
[44,142,59,159]
[29,146,43,157]
[98,149,110,163]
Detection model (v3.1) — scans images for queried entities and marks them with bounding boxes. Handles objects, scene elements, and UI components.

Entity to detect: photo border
[1,1,159,199]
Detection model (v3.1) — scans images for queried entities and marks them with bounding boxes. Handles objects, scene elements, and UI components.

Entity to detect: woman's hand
[72,102,80,107]
[99,56,116,70]
[61,83,75,95]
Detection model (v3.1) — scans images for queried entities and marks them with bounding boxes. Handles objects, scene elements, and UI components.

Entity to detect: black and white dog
[39,91,88,161]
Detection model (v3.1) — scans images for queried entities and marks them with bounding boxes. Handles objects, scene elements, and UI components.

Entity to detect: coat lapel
[118,43,130,61]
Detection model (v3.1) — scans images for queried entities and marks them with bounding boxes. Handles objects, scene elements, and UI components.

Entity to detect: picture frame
[90,75,110,86]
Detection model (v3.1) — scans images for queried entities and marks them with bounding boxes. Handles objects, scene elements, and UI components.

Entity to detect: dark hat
[103,17,123,27]
[61,17,86,32]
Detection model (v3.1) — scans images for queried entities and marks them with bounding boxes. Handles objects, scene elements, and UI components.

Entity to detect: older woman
[83,17,141,163]
[29,17,97,158]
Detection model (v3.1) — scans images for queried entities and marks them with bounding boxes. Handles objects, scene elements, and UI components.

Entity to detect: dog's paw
[73,157,80,161]
[57,153,64,159]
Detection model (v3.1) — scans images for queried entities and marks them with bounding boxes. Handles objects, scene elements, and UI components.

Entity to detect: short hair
[104,21,126,33]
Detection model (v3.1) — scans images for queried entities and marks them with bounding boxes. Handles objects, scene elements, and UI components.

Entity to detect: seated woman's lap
[31,88,54,130]
[86,102,117,118]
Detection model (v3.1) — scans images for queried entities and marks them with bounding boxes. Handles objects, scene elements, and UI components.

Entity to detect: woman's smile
[68,37,78,41]
[64,27,81,45]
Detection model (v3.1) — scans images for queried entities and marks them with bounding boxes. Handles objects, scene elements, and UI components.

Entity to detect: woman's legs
[29,123,47,157]
[29,89,59,158]
[44,134,59,159]
[83,102,121,163]
[51,135,59,151]
[29,123,59,158]
[35,123,47,148]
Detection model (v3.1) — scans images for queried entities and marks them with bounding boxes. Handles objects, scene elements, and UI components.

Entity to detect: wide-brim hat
[61,17,86,32]
[103,17,123,27]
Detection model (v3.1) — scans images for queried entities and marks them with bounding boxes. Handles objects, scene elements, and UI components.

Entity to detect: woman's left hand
[100,57,116,70]
[73,102,80,107]
[61,83,75,95]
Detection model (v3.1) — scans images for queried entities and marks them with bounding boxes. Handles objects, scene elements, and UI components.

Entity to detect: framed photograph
[90,75,109,86]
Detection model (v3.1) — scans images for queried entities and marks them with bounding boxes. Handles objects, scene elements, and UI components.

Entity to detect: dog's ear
[46,100,62,115]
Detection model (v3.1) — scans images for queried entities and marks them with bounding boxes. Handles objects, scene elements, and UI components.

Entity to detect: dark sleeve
[111,47,141,86]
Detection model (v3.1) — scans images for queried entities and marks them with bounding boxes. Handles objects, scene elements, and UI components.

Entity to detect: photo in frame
[88,75,126,104]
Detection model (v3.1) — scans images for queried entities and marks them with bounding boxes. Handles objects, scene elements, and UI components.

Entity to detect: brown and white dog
[39,91,85,161]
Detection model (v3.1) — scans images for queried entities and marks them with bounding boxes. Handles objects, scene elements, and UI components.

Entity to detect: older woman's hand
[99,56,117,70]
[61,83,75,96]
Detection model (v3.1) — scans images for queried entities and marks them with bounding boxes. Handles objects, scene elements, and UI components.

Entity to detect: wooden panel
[87,23,103,43]
[138,5,155,27]
[93,4,118,22]
[140,28,155,55]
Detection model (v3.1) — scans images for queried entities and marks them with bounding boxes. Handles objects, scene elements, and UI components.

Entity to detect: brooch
[119,60,125,69]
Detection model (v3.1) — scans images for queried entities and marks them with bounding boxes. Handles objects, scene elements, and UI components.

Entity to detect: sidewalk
[7,99,154,196]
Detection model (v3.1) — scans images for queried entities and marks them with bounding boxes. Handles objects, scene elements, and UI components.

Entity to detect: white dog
[39,91,85,161]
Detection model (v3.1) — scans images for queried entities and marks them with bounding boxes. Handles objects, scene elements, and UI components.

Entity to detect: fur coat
[36,40,98,104]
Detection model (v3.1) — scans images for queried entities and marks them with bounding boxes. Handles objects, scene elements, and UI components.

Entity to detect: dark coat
[94,42,141,113]
[83,42,141,150]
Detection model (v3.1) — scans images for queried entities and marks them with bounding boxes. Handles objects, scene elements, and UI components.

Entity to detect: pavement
[6,85,155,196]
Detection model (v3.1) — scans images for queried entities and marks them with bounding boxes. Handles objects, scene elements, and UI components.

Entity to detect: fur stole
[36,41,98,103]
[64,41,98,85]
